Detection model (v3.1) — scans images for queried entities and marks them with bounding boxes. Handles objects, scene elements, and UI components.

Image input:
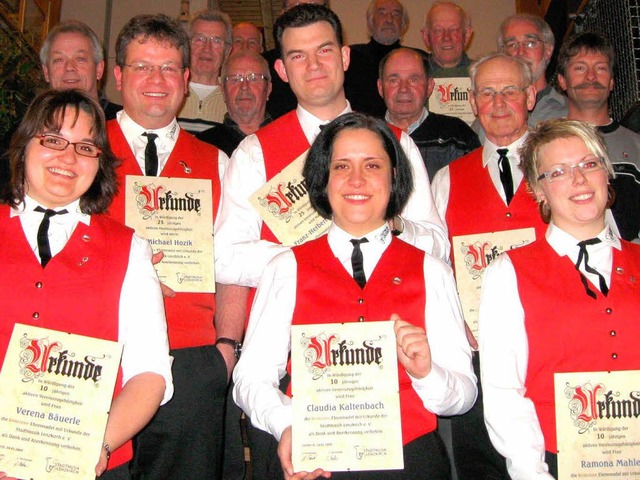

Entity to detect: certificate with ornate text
[452,228,535,339]
[554,370,640,480]
[249,151,330,247]
[290,321,402,472]
[125,175,214,293]
[428,77,474,125]
[0,324,122,479]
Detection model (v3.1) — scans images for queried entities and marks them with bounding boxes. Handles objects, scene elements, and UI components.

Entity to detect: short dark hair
[2,89,118,214]
[557,31,615,77]
[273,3,343,59]
[115,14,190,69]
[304,112,413,220]
[379,47,430,81]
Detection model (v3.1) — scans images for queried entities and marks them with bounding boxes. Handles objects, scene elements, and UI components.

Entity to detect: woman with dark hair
[0,89,172,479]
[234,112,476,480]
[479,119,640,479]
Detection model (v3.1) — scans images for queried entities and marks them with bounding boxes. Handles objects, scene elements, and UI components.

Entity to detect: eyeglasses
[537,157,605,183]
[473,86,528,102]
[233,38,261,49]
[191,34,228,48]
[122,62,184,76]
[223,73,269,85]
[502,37,545,54]
[38,134,101,158]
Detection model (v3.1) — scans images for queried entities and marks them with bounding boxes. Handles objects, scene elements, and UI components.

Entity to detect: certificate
[290,321,403,473]
[452,228,535,339]
[249,151,330,247]
[124,175,215,293]
[554,370,640,480]
[428,77,475,125]
[0,324,122,479]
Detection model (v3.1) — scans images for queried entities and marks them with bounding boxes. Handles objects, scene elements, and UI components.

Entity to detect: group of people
[0,1,639,480]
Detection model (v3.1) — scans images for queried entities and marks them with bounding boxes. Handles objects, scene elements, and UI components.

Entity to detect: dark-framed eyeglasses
[37,134,101,158]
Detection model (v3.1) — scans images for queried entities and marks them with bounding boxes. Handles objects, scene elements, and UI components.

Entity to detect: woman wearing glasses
[0,89,172,479]
[479,119,640,479]
[234,112,476,480]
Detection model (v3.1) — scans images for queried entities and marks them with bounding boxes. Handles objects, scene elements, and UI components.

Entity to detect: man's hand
[278,427,332,480]
[152,251,176,298]
[393,313,432,379]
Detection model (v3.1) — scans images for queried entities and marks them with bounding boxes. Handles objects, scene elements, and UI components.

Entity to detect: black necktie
[575,238,609,299]
[34,206,68,267]
[350,238,369,289]
[143,132,159,176]
[497,148,514,205]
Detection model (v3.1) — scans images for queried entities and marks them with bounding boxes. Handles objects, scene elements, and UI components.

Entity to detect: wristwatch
[216,337,242,359]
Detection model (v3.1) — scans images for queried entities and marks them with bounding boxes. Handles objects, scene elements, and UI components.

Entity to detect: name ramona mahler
[307,401,384,412]
[581,458,640,468]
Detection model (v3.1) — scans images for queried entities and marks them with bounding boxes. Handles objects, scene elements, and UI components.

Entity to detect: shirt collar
[385,107,428,134]
[15,195,90,225]
[545,221,621,258]
[117,109,180,144]
[482,132,528,168]
[296,101,352,144]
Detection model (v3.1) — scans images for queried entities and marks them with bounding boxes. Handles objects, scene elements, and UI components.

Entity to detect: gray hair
[221,49,271,81]
[190,10,233,46]
[423,1,471,31]
[366,0,409,37]
[498,14,554,49]
[40,20,104,65]
[469,52,533,91]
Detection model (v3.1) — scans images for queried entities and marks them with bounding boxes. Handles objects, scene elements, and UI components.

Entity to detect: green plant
[0,22,45,140]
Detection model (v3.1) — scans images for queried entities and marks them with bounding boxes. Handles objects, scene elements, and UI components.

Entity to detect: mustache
[572,81,607,90]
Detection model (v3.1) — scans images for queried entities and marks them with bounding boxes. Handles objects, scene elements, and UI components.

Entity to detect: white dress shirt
[16,195,174,404]
[233,223,477,441]
[215,103,449,287]
[478,222,620,480]
[431,134,528,221]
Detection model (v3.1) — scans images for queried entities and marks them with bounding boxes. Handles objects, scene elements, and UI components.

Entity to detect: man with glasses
[558,32,640,241]
[232,22,264,54]
[198,50,273,157]
[178,10,232,133]
[432,52,547,480]
[107,14,231,479]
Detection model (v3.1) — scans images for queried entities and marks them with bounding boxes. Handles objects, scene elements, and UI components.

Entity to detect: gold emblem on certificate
[428,77,474,125]
[452,228,535,339]
[249,151,330,247]
[124,175,215,293]
[0,324,122,479]
[554,370,640,479]
[290,321,403,473]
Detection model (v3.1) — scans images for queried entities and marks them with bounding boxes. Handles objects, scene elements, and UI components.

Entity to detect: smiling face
[327,128,392,236]
[24,108,100,209]
[369,0,404,46]
[189,19,228,83]
[558,49,614,111]
[535,136,609,238]
[275,21,350,119]
[114,37,189,130]
[42,32,104,100]
[422,3,471,69]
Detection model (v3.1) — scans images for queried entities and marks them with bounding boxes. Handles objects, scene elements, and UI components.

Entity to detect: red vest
[291,235,437,445]
[508,239,640,452]
[0,206,134,467]
[107,121,221,349]
[446,148,546,265]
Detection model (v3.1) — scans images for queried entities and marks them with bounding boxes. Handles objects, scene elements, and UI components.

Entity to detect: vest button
[610,330,616,336]
[615,266,624,274]
[32,312,39,319]
[392,277,401,285]
[358,316,365,322]
[611,352,618,359]
[505,212,512,218]
[358,298,364,304]
[35,282,43,288]
[605,308,613,314]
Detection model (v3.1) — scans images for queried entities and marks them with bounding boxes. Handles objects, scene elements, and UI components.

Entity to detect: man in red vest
[431,52,546,480]
[106,14,233,479]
